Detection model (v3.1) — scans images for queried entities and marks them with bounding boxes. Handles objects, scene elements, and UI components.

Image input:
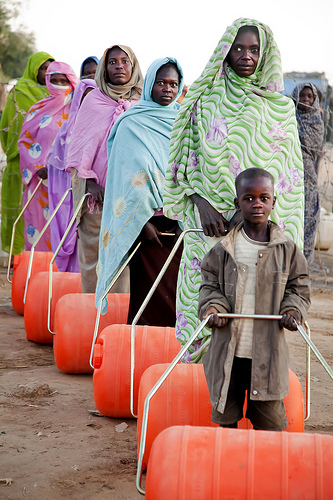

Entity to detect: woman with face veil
[18,62,78,252]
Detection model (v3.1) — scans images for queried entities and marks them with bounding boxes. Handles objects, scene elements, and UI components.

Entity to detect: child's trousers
[211,356,288,431]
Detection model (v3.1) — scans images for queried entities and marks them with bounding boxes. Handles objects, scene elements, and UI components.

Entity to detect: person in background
[18,62,78,252]
[66,45,143,293]
[163,18,304,363]
[199,168,310,430]
[314,86,324,118]
[0,52,54,255]
[95,57,184,325]
[80,56,99,80]
[292,82,324,264]
[47,78,98,272]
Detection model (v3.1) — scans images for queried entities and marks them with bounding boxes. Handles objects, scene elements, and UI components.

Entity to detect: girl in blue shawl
[95,57,184,326]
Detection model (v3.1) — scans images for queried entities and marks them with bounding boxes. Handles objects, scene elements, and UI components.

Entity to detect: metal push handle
[129,228,203,418]
[89,241,141,368]
[130,228,203,418]
[304,321,311,421]
[48,192,90,334]
[23,188,72,304]
[136,312,333,495]
[89,232,176,369]
[7,178,43,283]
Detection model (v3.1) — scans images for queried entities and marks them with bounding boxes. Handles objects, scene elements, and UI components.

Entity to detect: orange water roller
[93,324,179,418]
[145,426,333,499]
[11,251,58,315]
[53,293,130,374]
[24,271,81,344]
[137,363,304,470]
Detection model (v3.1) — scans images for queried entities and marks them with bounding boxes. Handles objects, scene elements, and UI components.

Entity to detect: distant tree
[0,0,36,80]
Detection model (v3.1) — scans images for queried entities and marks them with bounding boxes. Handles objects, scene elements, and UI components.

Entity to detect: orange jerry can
[137,364,304,469]
[11,251,58,315]
[145,426,333,500]
[24,271,81,344]
[53,293,130,374]
[93,324,179,418]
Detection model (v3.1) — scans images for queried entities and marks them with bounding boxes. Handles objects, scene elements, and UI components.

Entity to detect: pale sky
[17,0,333,87]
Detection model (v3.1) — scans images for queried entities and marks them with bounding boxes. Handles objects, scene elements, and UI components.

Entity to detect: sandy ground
[0,251,333,499]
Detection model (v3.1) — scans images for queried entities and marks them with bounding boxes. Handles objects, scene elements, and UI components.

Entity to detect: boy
[198,168,310,431]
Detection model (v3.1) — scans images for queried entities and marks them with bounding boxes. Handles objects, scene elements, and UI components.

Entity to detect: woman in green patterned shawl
[163,18,304,363]
[0,52,54,255]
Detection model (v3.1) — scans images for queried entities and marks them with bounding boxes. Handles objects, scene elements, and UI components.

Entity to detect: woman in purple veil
[47,78,97,272]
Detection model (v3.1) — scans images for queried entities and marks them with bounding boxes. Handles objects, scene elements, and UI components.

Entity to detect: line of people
[0,17,325,431]
[0,44,185,326]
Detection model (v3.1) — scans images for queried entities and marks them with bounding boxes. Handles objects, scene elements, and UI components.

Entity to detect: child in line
[198,168,310,431]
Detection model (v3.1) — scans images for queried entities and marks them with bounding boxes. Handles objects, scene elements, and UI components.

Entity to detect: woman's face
[227,28,260,78]
[81,61,97,80]
[106,47,132,85]
[50,73,70,86]
[152,66,179,106]
[37,60,53,85]
[298,86,314,112]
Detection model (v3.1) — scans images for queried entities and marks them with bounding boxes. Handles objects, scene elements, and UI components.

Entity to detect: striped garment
[234,228,269,359]
[163,18,304,363]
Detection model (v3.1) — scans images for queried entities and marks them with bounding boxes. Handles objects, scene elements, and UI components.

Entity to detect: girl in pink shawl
[18,62,79,251]
[47,79,98,272]
[66,45,143,293]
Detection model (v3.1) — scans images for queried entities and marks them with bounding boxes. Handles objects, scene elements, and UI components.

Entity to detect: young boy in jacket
[198,168,310,431]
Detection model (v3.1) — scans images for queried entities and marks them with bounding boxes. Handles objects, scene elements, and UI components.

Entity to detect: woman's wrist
[190,193,204,206]
[86,178,97,188]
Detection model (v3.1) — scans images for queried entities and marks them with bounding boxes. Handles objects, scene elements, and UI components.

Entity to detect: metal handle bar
[89,242,141,368]
[89,232,176,369]
[7,178,43,283]
[304,321,311,421]
[23,188,72,304]
[129,228,203,418]
[48,192,90,334]
[136,312,333,494]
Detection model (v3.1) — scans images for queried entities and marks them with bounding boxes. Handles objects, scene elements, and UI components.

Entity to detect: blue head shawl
[95,57,184,312]
[80,56,99,78]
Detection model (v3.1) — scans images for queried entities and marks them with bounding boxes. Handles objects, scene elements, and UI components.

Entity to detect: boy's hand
[280,310,300,331]
[203,307,228,328]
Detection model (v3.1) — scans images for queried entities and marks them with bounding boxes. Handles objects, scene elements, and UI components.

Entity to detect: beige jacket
[198,221,310,413]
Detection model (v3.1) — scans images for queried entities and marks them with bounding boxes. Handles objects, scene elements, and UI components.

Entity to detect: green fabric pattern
[163,18,304,363]
[0,51,53,254]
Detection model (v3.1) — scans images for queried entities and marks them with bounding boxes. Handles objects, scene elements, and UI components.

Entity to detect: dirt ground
[0,251,333,500]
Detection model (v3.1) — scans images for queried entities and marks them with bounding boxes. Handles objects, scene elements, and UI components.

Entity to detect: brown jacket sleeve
[198,246,232,320]
[279,242,311,322]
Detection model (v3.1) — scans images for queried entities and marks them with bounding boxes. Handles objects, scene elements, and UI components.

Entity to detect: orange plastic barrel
[11,251,58,315]
[145,426,333,500]
[24,271,81,344]
[93,324,179,418]
[53,293,130,374]
[137,364,304,469]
